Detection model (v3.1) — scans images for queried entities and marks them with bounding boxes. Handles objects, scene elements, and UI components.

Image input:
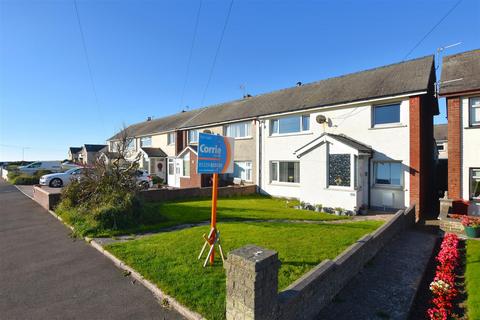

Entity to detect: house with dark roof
[78,144,107,165]
[434,124,448,160]
[68,147,82,162]
[439,48,480,215]
[108,55,438,219]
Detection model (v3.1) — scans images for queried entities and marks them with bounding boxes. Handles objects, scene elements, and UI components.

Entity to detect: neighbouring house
[434,124,448,198]
[79,144,107,165]
[108,55,438,219]
[439,48,480,215]
[68,147,82,162]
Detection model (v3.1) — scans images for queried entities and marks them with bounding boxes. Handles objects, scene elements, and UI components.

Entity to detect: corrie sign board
[197,133,234,174]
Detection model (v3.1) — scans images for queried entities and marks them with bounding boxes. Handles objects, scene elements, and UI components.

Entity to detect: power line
[200,0,234,105]
[180,0,203,108]
[403,0,463,60]
[73,0,105,133]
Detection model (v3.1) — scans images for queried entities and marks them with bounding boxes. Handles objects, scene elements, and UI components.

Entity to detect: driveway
[0,179,183,320]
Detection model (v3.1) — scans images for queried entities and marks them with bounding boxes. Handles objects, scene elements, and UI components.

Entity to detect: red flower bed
[427,233,460,320]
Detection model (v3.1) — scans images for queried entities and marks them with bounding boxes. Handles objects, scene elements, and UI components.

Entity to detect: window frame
[372,103,401,128]
[269,114,310,136]
[224,121,252,139]
[140,136,152,147]
[470,167,480,201]
[269,161,300,184]
[188,129,199,144]
[233,161,253,182]
[373,161,403,188]
[182,153,190,177]
[327,153,354,190]
[167,132,176,145]
[469,97,480,127]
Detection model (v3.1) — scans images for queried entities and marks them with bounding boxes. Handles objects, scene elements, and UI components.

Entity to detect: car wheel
[49,178,63,188]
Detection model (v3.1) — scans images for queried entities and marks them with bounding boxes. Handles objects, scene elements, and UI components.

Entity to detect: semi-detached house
[439,49,480,215]
[108,55,438,220]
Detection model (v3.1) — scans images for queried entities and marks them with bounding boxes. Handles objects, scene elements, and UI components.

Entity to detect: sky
[0,0,478,161]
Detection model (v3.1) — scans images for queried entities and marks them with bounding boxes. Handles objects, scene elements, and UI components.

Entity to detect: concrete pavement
[0,179,184,320]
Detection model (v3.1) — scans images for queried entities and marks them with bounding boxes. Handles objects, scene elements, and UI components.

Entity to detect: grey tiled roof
[434,124,448,141]
[141,147,167,158]
[84,144,107,152]
[440,49,480,95]
[69,147,82,154]
[110,55,435,139]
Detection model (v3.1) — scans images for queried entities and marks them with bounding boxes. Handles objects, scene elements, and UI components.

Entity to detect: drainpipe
[368,155,372,209]
[257,119,262,193]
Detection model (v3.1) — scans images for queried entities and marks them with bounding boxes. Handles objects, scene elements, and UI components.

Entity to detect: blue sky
[0,0,478,161]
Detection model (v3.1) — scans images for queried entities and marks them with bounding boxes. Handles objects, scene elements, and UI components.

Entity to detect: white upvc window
[188,129,199,144]
[328,153,359,189]
[140,136,152,147]
[374,161,403,187]
[224,121,252,138]
[470,168,480,200]
[126,139,136,151]
[234,161,252,181]
[270,115,310,135]
[182,153,190,177]
[270,161,300,183]
[469,97,480,127]
[167,132,176,145]
[372,103,401,127]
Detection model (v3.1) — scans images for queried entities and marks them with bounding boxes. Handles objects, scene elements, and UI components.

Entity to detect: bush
[7,169,52,185]
[151,175,164,185]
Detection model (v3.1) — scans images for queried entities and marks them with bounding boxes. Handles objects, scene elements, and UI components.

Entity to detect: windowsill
[369,123,406,130]
[269,182,300,187]
[464,126,480,129]
[268,131,313,138]
[325,187,356,192]
[232,136,253,141]
[372,184,404,191]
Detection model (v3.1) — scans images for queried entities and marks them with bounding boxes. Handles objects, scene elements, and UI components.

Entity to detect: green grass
[133,195,348,234]
[106,220,382,320]
[466,240,480,319]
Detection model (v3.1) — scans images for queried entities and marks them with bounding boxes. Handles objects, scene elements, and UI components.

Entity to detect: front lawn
[466,240,480,319]
[135,195,348,234]
[106,220,382,320]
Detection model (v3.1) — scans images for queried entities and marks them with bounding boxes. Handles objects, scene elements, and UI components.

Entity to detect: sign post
[197,133,234,267]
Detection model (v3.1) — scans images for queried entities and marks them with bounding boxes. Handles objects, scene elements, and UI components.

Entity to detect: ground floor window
[234,161,252,181]
[270,161,300,183]
[328,154,351,187]
[168,159,175,175]
[374,161,402,186]
[470,168,480,200]
[182,154,190,177]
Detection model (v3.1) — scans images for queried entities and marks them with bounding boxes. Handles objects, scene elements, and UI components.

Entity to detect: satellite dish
[316,115,327,124]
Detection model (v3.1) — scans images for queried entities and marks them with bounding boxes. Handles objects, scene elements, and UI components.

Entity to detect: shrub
[11,174,39,185]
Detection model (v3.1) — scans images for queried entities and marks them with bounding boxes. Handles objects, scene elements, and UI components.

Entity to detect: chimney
[147,116,152,121]
[243,94,252,99]
[296,81,302,87]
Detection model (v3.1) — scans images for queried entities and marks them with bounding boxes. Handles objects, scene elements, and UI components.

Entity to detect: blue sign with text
[197,133,234,174]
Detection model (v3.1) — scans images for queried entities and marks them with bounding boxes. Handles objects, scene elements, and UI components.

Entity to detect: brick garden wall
[33,186,61,211]
[225,205,416,320]
[140,185,257,203]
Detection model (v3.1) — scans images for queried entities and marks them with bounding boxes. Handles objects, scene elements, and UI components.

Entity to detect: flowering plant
[427,233,459,320]
[461,215,480,228]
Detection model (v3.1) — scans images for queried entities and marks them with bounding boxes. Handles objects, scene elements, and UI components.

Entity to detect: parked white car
[136,169,153,189]
[39,167,85,188]
[18,161,62,175]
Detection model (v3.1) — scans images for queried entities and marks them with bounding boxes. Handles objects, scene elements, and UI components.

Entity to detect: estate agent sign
[197,133,234,174]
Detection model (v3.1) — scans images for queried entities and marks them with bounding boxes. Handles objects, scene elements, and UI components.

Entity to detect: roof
[178,145,198,157]
[434,124,448,141]
[140,147,167,158]
[84,144,107,152]
[110,55,435,139]
[69,147,82,154]
[294,133,372,158]
[440,49,480,96]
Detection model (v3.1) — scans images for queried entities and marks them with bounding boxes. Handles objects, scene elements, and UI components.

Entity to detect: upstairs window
[140,136,152,147]
[374,162,402,186]
[373,103,400,127]
[469,97,480,127]
[188,130,199,144]
[270,115,310,135]
[126,139,135,151]
[167,132,176,145]
[224,121,251,138]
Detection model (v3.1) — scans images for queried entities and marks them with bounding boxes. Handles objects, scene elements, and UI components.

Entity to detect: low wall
[33,186,62,211]
[225,205,416,320]
[140,185,257,202]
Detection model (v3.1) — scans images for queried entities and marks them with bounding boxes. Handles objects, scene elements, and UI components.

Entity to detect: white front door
[175,158,183,188]
[167,158,177,187]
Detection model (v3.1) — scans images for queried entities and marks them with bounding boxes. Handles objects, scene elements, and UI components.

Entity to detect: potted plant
[334,207,344,215]
[315,204,323,212]
[358,204,368,215]
[461,215,480,238]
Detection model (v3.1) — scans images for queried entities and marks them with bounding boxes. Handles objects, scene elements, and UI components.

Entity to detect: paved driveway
[0,179,183,320]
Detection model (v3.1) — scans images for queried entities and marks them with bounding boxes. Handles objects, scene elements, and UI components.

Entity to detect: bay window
[469,97,480,127]
[224,121,252,138]
[270,115,310,135]
[470,168,480,200]
[374,162,402,186]
[270,161,300,183]
[234,161,252,181]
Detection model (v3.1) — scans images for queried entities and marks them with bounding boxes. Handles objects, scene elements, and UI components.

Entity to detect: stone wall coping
[228,245,279,271]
